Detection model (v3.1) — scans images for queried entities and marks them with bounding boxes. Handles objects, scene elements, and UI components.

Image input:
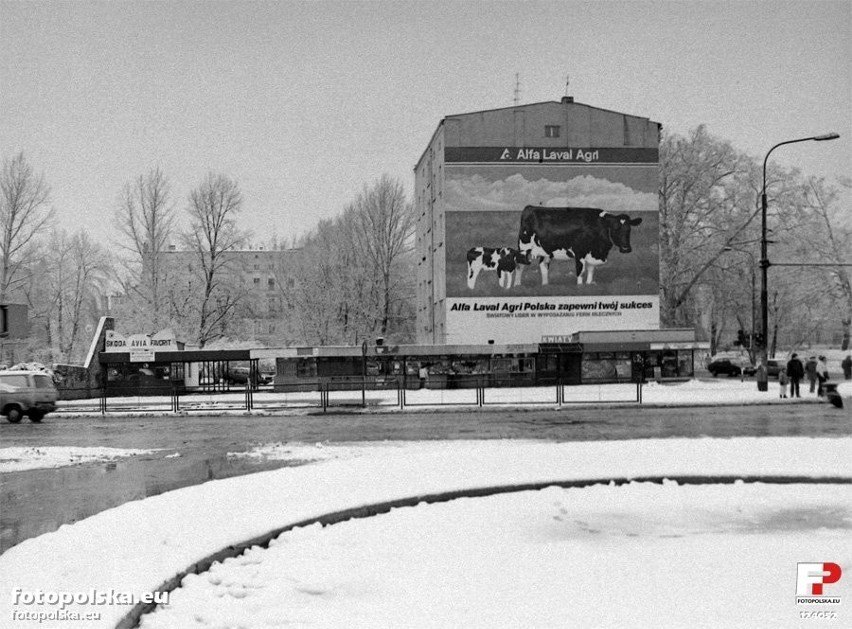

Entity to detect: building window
[253,277,260,285]
[545,125,560,138]
[268,277,275,289]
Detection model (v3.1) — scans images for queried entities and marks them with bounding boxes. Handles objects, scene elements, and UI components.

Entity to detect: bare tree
[278,175,416,346]
[115,167,176,328]
[349,175,415,339]
[20,229,111,363]
[0,153,53,302]
[772,176,852,349]
[280,218,353,345]
[659,126,759,328]
[49,230,111,361]
[182,172,249,347]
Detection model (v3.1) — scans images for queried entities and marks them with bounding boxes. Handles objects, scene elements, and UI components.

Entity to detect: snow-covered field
[1,437,850,628]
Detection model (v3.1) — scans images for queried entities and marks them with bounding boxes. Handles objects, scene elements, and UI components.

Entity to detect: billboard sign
[444,146,659,345]
[104,330,178,353]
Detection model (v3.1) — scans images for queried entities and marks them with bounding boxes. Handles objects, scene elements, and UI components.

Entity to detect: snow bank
[0,447,158,473]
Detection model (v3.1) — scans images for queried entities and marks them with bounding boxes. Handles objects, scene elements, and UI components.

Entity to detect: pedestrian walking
[842,354,852,380]
[816,355,829,397]
[805,356,818,394]
[785,353,804,398]
[778,367,789,398]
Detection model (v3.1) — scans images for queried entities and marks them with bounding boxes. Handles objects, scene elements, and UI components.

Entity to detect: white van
[0,370,58,423]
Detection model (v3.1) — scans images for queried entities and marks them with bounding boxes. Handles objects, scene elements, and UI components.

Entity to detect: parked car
[229,365,269,386]
[742,360,782,377]
[226,365,275,386]
[0,370,58,423]
[707,359,742,377]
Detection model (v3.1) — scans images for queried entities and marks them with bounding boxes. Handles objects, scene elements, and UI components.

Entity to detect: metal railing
[54,378,644,415]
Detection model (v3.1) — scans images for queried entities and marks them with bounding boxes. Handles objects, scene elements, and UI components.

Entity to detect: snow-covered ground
[1,438,850,628]
[0,447,158,473]
[140,482,850,629]
[1,379,850,627]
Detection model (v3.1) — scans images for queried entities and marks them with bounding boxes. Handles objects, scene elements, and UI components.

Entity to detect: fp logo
[797,563,842,596]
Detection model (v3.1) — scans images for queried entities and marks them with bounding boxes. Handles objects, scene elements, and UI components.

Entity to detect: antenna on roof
[562,74,574,103]
[513,73,521,106]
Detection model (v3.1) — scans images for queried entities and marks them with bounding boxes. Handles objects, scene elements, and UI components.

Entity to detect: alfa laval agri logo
[796,563,843,605]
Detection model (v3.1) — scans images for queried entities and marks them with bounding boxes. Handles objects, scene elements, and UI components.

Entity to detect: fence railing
[54,378,644,415]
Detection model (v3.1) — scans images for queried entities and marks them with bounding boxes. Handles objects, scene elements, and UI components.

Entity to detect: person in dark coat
[785,353,804,399]
[805,356,818,394]
[842,354,852,380]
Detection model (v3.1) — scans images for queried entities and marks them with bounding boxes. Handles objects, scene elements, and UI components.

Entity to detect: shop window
[678,351,694,377]
[582,353,618,382]
[661,351,679,378]
[296,358,317,378]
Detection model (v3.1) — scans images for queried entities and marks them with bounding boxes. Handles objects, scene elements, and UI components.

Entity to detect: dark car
[742,360,781,377]
[227,366,254,385]
[707,359,742,377]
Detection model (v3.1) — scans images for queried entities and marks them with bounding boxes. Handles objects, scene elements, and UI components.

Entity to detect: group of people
[778,353,852,398]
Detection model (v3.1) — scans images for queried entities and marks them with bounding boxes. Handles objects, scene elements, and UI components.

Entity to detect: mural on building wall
[443,149,659,344]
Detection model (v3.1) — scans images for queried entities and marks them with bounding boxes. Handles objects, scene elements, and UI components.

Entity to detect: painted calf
[466,247,529,290]
[516,205,642,286]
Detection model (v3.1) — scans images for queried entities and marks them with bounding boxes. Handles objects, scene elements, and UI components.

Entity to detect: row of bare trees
[0,155,253,361]
[0,154,111,363]
[659,125,851,354]
[111,169,415,349]
[2,128,849,363]
[113,169,249,348]
[0,152,415,362]
[275,175,416,346]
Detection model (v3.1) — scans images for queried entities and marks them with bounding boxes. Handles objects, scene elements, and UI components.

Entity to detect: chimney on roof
[561,96,574,104]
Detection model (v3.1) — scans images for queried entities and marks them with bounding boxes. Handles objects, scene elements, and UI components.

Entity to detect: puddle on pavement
[0,453,306,553]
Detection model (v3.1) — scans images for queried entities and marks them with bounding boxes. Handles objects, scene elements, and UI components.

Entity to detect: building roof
[415,97,661,170]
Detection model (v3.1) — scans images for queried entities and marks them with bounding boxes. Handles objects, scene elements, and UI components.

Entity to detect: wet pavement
[2,403,850,552]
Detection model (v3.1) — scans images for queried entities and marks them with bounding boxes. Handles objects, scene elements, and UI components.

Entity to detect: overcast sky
[1,0,849,247]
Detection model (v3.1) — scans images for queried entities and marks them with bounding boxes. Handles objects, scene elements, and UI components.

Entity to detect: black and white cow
[516,206,642,286]
[466,247,529,289]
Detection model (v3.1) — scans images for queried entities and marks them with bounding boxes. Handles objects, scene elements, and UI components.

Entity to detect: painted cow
[516,205,642,285]
[466,247,529,290]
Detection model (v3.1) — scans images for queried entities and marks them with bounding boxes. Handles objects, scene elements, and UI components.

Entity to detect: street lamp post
[758,132,839,391]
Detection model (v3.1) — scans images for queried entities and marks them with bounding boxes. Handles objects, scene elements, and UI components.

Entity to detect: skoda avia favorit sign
[444,146,660,344]
[104,330,178,362]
